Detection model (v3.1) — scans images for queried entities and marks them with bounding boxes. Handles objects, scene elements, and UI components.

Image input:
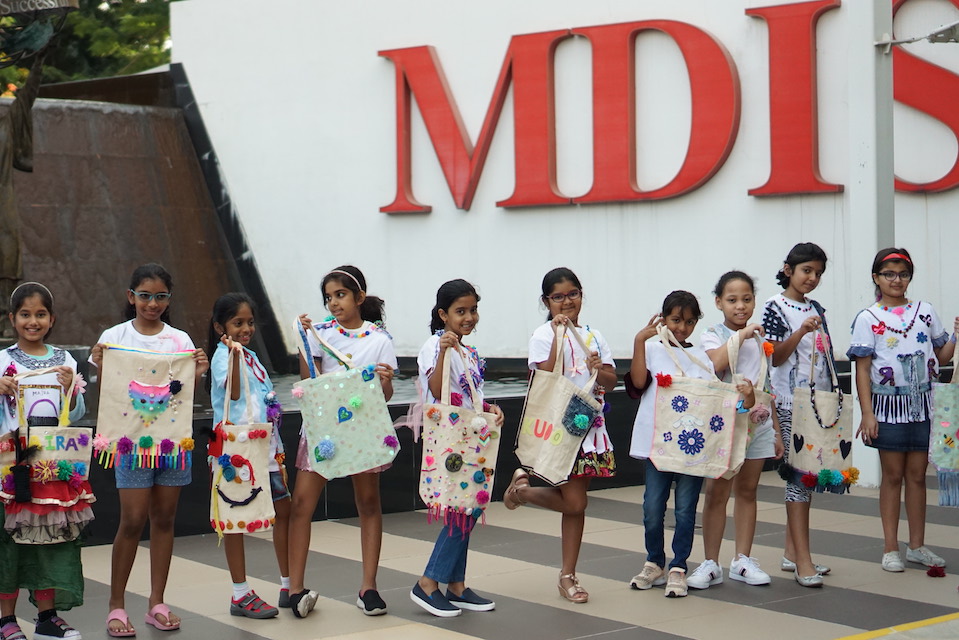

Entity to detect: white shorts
[745,421,775,460]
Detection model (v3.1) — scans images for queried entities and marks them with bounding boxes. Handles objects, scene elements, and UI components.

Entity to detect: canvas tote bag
[209,345,276,538]
[293,321,398,479]
[787,331,856,494]
[419,345,501,529]
[515,324,603,485]
[722,332,774,480]
[650,326,739,479]
[95,345,197,470]
[931,348,959,505]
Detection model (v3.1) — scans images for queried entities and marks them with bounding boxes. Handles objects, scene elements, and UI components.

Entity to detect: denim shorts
[269,469,291,502]
[867,418,931,452]
[115,466,192,489]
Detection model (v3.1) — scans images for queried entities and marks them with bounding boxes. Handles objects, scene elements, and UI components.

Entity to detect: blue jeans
[424,520,472,584]
[643,459,703,571]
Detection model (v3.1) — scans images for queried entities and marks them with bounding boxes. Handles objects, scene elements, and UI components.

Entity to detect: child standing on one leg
[287,266,396,618]
[849,248,957,572]
[90,264,209,636]
[761,243,833,587]
[503,268,617,604]
[208,293,290,618]
[688,272,783,591]
[410,280,503,618]
[0,283,87,640]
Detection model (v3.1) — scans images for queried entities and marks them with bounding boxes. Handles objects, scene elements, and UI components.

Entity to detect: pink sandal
[106,608,136,638]
[144,604,180,631]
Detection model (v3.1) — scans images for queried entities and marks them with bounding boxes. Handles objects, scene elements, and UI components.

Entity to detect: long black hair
[775,243,828,289]
[430,279,480,333]
[321,265,385,324]
[125,263,173,323]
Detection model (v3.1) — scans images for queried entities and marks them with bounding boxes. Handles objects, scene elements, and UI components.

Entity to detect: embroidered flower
[671,396,689,413]
[655,372,672,388]
[885,336,900,349]
[709,415,724,432]
[917,332,928,344]
[677,429,705,456]
[663,432,673,442]
[117,437,134,455]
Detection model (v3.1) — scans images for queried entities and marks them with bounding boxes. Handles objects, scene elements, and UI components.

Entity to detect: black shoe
[34,615,80,640]
[356,589,388,616]
[410,583,461,617]
[446,587,495,611]
[288,589,318,618]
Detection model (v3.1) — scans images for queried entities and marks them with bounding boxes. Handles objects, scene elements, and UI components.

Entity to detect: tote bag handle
[805,330,843,428]
[293,317,359,376]
[549,323,601,392]
[726,330,768,389]
[439,340,482,408]
[221,345,257,426]
[655,325,717,380]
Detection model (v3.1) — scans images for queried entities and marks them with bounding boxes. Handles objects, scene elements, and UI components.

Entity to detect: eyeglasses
[547,289,582,303]
[877,271,912,282]
[129,289,172,303]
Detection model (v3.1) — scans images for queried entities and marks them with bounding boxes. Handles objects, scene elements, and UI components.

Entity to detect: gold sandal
[558,573,588,603]
[504,468,530,510]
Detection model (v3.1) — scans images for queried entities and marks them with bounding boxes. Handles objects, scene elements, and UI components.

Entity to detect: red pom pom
[230,454,245,467]
[927,566,946,577]
[801,473,818,488]
[655,372,672,388]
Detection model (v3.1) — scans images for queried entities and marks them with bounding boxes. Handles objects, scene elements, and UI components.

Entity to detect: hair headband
[10,282,53,306]
[880,252,912,265]
[328,269,364,292]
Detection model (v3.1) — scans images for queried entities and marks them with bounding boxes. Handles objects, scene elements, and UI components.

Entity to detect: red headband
[881,252,911,264]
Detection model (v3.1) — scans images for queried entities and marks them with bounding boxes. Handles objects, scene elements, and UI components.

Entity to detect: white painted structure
[172,0,959,485]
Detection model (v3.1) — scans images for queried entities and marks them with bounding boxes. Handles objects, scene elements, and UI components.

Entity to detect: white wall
[170,0,959,362]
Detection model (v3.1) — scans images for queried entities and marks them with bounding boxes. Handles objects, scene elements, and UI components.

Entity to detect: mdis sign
[380,0,959,213]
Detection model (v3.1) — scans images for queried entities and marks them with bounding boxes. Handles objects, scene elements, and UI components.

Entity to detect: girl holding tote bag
[849,248,957,573]
[504,268,616,604]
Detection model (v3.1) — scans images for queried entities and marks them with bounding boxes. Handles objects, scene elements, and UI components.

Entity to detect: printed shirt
[92,320,195,361]
[417,332,485,410]
[761,294,833,410]
[1,345,86,435]
[306,319,398,375]
[847,300,947,424]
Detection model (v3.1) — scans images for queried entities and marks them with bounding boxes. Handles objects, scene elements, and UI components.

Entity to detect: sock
[280,576,290,591]
[0,615,16,626]
[37,609,56,623]
[232,582,251,601]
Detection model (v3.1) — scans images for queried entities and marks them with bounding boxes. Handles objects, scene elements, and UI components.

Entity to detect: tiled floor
[12,471,959,640]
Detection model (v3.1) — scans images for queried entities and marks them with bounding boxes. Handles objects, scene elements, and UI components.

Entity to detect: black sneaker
[356,589,388,616]
[410,583,461,618]
[34,615,80,640]
[278,588,291,608]
[446,587,495,611]
[288,589,318,618]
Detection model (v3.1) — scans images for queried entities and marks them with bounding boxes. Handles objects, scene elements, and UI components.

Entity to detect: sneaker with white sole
[881,551,905,572]
[905,546,945,568]
[781,557,831,575]
[33,615,80,640]
[729,554,771,585]
[687,560,723,590]
[664,568,687,598]
[629,562,666,590]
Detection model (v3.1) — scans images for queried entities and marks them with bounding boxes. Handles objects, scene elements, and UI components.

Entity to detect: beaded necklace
[778,294,812,313]
[331,318,373,339]
[871,300,918,336]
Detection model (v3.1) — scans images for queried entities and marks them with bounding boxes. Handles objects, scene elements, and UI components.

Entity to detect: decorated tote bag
[931,348,959,505]
[419,346,501,529]
[292,321,398,479]
[0,368,95,544]
[784,331,857,494]
[95,345,196,469]
[722,331,774,480]
[650,326,740,479]
[209,346,276,538]
[515,324,603,485]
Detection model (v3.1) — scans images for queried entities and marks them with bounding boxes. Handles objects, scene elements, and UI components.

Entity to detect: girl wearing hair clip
[287,265,397,618]
[849,248,958,573]
[0,282,88,640]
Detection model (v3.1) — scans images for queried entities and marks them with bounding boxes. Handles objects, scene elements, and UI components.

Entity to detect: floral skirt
[570,449,616,479]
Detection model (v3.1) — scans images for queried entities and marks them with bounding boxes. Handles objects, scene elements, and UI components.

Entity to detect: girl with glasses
[503,267,616,603]
[848,248,958,573]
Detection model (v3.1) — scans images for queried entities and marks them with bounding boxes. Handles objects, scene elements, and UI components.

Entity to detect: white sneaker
[687,559,723,589]
[906,546,945,568]
[881,551,905,572]
[729,554,771,585]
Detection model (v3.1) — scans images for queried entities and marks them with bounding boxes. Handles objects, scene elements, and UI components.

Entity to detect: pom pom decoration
[573,414,590,430]
[762,341,775,357]
[138,435,154,449]
[450,393,463,407]
[169,380,183,395]
[349,395,363,409]
[160,438,175,454]
[383,435,399,449]
[68,471,83,489]
[818,469,833,486]
[33,460,56,483]
[230,454,245,467]
[655,372,672,388]
[315,438,336,461]
[1,473,13,492]
[291,387,305,399]
[117,437,134,455]
[237,431,249,443]
[218,454,232,468]
[842,467,860,485]
[749,404,771,425]
[473,470,486,483]
[179,437,195,451]
[471,417,487,431]
[222,466,236,482]
[801,472,818,488]
[74,462,87,477]
[426,407,442,422]
[476,490,490,505]
[77,432,90,447]
[928,566,946,577]
[57,460,73,481]
[73,372,87,396]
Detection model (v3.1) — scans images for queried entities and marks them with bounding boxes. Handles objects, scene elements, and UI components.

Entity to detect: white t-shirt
[1,345,86,435]
[306,319,398,376]
[761,294,833,409]
[702,323,773,439]
[528,321,615,454]
[417,333,485,410]
[629,340,714,460]
[848,300,946,423]
[92,320,195,362]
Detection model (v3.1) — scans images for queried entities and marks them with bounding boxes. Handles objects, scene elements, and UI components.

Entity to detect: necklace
[871,301,918,336]
[332,319,372,339]
[779,295,812,313]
